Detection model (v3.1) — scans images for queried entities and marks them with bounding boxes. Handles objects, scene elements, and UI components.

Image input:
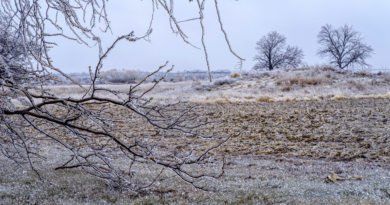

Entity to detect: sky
[47,0,390,73]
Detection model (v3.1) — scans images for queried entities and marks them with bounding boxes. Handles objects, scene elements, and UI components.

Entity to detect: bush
[213,77,237,86]
[230,72,241,78]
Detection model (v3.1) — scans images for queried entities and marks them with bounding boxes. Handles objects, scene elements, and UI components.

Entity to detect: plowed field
[203,98,390,162]
[120,98,388,164]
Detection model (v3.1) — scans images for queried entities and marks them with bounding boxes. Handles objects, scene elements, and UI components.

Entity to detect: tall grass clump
[230,72,241,78]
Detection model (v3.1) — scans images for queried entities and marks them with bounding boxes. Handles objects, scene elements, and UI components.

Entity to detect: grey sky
[48,0,390,73]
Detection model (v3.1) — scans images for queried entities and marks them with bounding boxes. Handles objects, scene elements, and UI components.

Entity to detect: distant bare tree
[317,24,374,69]
[253,31,304,70]
[0,0,242,191]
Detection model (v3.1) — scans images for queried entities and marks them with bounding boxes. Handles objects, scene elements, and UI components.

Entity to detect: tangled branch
[0,0,241,191]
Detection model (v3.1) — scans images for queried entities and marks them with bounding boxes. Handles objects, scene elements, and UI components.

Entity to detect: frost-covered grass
[1,150,390,204]
[212,76,237,86]
[44,65,390,104]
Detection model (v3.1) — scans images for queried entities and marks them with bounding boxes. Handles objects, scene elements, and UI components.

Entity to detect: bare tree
[0,0,243,192]
[253,31,304,70]
[317,24,374,69]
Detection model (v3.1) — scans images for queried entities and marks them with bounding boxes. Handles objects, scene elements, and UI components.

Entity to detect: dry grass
[256,95,274,102]
[44,66,390,104]
[275,76,329,87]
[230,72,241,78]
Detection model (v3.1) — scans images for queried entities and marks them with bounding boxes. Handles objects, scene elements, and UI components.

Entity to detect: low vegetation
[212,76,237,86]
[43,65,390,105]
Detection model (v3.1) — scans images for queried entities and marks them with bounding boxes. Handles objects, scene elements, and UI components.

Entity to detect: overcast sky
[48,0,390,73]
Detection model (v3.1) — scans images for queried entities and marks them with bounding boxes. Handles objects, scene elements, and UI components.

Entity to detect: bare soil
[203,98,390,163]
[125,98,390,164]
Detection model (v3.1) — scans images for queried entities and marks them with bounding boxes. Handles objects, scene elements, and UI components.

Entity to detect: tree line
[253,24,374,70]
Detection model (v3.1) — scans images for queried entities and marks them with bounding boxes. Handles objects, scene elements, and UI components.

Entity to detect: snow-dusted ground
[44,66,390,104]
[1,150,390,204]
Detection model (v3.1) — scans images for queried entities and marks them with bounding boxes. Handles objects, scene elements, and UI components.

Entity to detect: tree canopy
[253,31,304,70]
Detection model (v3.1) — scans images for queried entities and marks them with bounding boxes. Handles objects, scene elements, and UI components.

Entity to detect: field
[43,66,390,104]
[2,68,390,204]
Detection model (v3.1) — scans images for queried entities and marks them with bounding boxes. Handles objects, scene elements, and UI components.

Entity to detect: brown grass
[332,93,349,100]
[256,96,274,102]
[275,77,329,87]
[230,72,241,78]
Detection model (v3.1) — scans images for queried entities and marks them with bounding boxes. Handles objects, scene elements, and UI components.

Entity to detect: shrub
[230,72,241,78]
[213,77,237,86]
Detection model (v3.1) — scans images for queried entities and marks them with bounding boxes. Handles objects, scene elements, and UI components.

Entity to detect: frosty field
[2,68,390,204]
[3,0,389,203]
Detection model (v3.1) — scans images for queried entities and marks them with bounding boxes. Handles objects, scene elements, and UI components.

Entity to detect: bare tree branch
[214,0,245,73]
[0,0,237,191]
